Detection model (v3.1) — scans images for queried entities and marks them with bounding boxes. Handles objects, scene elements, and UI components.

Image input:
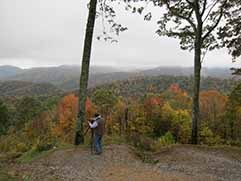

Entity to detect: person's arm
[89,121,98,128]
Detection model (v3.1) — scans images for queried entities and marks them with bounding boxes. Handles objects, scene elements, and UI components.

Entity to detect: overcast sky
[0,0,240,69]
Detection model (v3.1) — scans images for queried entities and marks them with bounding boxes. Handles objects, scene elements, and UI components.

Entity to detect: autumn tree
[128,101,153,135]
[133,0,240,144]
[85,97,97,121]
[112,97,127,135]
[142,94,164,136]
[92,89,117,118]
[24,111,56,152]
[161,83,192,110]
[92,89,117,134]
[55,94,78,143]
[199,90,228,141]
[200,90,228,124]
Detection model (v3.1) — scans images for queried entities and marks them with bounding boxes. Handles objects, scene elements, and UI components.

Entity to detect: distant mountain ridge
[0,65,237,91]
[141,66,234,77]
[0,81,63,97]
[0,65,23,79]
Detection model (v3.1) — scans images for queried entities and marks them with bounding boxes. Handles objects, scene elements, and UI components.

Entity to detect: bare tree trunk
[119,117,122,135]
[75,0,98,145]
[191,24,202,145]
[124,106,128,130]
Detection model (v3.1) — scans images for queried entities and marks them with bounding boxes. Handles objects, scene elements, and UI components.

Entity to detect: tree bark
[75,0,98,145]
[124,107,128,130]
[191,23,202,145]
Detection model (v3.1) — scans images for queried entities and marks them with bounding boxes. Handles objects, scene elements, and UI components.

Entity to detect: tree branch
[202,0,219,23]
[201,0,207,17]
[193,0,202,26]
[202,0,227,40]
[186,0,194,8]
[165,2,197,32]
[188,9,194,19]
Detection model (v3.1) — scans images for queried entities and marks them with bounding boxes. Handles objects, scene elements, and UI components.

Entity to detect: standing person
[88,113,105,155]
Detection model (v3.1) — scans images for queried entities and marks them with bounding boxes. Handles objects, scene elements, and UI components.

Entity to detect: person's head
[94,113,100,118]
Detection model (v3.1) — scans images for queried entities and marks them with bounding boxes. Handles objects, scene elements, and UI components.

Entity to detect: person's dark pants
[94,134,102,154]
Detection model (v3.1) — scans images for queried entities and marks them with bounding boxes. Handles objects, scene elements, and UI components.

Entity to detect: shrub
[33,136,57,152]
[159,132,175,146]
[199,126,221,146]
[128,132,170,152]
[15,143,28,153]
[128,132,155,151]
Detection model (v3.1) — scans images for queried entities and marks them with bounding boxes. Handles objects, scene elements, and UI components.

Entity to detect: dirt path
[9,144,241,181]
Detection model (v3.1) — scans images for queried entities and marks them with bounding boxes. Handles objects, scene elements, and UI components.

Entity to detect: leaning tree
[127,0,240,144]
[75,0,98,145]
[76,0,126,145]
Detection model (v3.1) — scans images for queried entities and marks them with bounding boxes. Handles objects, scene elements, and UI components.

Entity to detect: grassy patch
[17,143,75,164]
[103,135,126,145]
[0,171,18,181]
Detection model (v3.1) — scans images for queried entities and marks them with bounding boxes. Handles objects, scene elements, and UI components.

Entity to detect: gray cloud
[0,0,240,68]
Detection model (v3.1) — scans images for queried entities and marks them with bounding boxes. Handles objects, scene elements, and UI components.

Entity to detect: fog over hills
[0,65,237,92]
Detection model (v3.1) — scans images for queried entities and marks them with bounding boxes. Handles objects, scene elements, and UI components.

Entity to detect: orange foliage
[200,90,228,121]
[26,111,54,139]
[86,97,96,121]
[53,94,78,143]
[144,95,164,119]
[52,94,96,143]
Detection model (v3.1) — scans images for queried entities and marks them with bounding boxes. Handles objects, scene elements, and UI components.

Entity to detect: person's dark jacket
[94,117,105,136]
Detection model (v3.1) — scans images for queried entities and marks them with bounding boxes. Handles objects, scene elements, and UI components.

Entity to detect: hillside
[0,81,63,97]
[65,71,138,90]
[0,72,238,98]
[90,75,239,98]
[5,144,241,180]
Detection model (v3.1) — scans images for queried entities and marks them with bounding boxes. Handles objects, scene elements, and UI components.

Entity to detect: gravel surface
[9,144,241,181]
[155,145,241,181]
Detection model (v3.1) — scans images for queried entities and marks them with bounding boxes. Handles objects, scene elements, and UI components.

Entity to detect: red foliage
[168,83,182,93]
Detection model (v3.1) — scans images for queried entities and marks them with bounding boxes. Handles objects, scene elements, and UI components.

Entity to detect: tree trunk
[75,0,98,145]
[124,107,128,130]
[191,28,202,145]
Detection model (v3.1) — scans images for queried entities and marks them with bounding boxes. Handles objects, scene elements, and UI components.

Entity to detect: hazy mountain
[0,65,126,81]
[141,66,193,76]
[0,65,136,90]
[202,67,234,78]
[0,65,237,91]
[0,65,23,79]
[5,66,80,85]
[141,66,234,78]
[90,65,125,74]
[0,81,63,97]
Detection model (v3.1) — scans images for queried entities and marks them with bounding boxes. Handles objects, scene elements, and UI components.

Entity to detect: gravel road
[9,144,241,181]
